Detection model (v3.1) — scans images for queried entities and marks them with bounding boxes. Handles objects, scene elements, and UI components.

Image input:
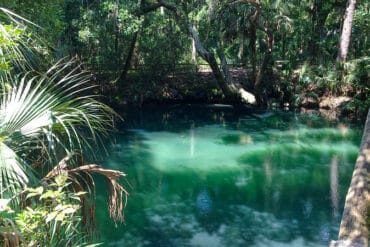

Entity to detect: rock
[300,96,319,108]
[238,88,256,105]
[319,96,352,109]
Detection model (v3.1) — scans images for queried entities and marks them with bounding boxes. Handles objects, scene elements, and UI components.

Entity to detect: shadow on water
[95,105,363,247]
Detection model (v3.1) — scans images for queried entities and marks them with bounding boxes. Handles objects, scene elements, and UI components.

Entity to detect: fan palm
[0,8,127,226]
[0,59,119,197]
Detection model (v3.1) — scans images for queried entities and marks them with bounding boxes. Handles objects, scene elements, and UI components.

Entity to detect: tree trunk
[191,25,198,67]
[330,109,370,247]
[254,30,273,105]
[186,25,233,96]
[237,30,245,63]
[119,31,139,83]
[231,2,262,102]
[139,0,256,103]
[337,0,357,62]
[113,5,120,68]
[249,23,257,84]
[282,32,286,60]
[159,1,256,102]
[119,0,143,83]
[217,41,233,84]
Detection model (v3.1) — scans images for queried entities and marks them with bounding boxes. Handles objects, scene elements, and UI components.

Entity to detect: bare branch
[228,0,260,7]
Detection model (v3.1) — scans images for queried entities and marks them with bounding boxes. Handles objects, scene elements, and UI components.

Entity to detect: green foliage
[344,56,370,87]
[0,59,117,198]
[1,0,369,105]
[0,24,23,72]
[0,174,101,246]
[294,56,370,114]
[352,3,370,57]
[0,0,65,45]
[139,11,188,78]
[342,56,370,114]
[75,0,143,77]
[15,174,88,246]
[297,62,348,96]
[0,7,126,246]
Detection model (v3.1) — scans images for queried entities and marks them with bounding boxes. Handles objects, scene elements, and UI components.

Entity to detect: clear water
[95,105,363,247]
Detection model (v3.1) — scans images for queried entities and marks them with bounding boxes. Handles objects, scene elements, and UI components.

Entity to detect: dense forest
[1,0,368,114]
[0,0,369,246]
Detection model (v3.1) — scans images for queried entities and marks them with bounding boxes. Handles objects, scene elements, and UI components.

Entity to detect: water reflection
[97,106,362,247]
[190,122,195,158]
[330,156,339,218]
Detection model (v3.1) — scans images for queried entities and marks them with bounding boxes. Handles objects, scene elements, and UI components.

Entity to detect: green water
[96,105,363,247]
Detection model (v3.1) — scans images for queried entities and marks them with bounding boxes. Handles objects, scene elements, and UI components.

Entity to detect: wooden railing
[330,109,370,247]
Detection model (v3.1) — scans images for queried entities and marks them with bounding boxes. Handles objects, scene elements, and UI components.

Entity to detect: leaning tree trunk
[337,0,357,62]
[187,21,257,103]
[142,1,232,97]
[330,109,370,247]
[217,40,234,85]
[119,31,139,83]
[138,0,256,103]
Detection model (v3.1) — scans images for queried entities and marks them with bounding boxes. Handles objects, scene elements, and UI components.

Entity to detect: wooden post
[330,109,370,247]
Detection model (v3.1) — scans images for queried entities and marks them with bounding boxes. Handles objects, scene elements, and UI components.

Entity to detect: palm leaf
[0,142,30,197]
[42,154,128,224]
[0,59,119,198]
[0,8,48,81]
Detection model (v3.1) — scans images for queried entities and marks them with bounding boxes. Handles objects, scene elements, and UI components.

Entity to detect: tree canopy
[1,0,368,111]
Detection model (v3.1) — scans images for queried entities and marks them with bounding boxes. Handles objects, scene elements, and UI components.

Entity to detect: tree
[138,0,257,103]
[337,0,357,62]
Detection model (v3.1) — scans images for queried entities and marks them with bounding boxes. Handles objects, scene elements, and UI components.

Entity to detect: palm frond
[0,8,40,27]
[42,154,128,224]
[0,59,119,198]
[0,143,30,197]
[0,8,48,81]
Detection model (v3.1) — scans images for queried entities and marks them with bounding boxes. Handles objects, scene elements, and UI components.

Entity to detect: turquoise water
[96,105,362,247]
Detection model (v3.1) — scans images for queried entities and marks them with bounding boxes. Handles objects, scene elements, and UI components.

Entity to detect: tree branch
[139,0,178,15]
[228,0,260,7]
